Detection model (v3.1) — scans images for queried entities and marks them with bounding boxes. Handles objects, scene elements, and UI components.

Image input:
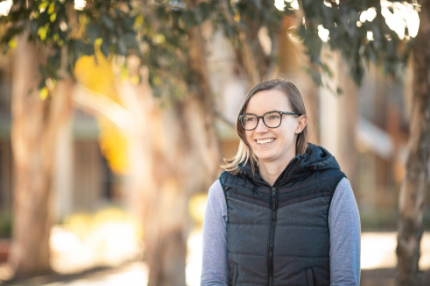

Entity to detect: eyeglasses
[239,111,302,131]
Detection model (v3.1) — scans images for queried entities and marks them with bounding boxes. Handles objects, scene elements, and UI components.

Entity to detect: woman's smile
[256,138,276,145]
[245,89,298,165]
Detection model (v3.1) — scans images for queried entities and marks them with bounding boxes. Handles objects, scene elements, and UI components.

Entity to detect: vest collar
[239,143,341,187]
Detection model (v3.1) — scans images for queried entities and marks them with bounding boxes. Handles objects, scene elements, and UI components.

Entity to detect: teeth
[257,139,274,145]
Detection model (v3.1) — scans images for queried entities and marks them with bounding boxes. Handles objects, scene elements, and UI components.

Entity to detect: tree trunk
[396,0,430,284]
[319,50,359,189]
[9,33,73,279]
[121,22,221,286]
[146,25,220,286]
[335,53,359,192]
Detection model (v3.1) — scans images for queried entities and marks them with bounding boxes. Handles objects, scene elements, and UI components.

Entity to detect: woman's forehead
[245,89,291,113]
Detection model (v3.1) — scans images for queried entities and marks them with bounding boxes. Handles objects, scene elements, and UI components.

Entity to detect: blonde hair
[221,79,309,174]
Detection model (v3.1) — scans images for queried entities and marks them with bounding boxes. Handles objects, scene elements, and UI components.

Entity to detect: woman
[201,79,360,286]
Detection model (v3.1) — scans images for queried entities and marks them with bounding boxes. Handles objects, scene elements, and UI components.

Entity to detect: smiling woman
[201,79,361,286]
[222,80,308,180]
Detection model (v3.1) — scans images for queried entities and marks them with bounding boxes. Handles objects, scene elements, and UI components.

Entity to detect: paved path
[2,231,430,285]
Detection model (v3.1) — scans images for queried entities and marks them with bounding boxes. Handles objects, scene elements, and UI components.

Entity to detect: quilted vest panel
[220,168,345,286]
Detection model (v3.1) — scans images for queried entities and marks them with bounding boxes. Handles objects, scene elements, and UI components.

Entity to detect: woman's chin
[255,152,276,162]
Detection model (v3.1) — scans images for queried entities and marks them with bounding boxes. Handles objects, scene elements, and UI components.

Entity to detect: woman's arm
[329,177,361,286]
[201,180,229,285]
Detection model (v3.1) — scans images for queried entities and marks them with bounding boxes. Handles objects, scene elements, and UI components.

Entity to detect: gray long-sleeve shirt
[201,177,361,285]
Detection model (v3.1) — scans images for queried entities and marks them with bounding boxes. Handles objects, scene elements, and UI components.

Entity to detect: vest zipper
[268,186,277,286]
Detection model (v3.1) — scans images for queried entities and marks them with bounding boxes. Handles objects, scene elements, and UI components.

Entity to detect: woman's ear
[296,115,308,133]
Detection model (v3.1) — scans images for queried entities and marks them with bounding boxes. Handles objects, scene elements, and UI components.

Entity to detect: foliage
[0,0,420,93]
[1,0,135,89]
[0,211,12,239]
[297,0,416,86]
[0,0,215,100]
[0,0,291,97]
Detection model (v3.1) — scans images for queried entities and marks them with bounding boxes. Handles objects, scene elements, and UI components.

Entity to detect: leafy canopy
[0,0,418,93]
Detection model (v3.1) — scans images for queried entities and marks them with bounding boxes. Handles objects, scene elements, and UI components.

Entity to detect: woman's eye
[245,117,256,122]
[268,115,280,120]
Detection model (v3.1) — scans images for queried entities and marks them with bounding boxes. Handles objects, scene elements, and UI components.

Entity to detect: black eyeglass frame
[239,111,302,131]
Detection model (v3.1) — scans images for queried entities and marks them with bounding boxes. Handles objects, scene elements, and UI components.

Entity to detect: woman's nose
[255,118,268,132]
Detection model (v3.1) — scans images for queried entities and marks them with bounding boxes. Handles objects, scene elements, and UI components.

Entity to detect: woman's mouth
[256,138,275,145]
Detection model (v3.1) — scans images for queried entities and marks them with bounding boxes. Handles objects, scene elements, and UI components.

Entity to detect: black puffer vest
[219,143,345,286]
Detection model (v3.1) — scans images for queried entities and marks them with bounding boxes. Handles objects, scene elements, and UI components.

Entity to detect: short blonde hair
[221,79,309,174]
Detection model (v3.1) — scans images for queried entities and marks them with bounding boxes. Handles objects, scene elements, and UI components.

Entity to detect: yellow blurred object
[189,193,208,225]
[8,39,16,49]
[39,0,49,11]
[63,213,93,240]
[131,75,140,84]
[53,33,60,42]
[119,65,129,81]
[93,207,143,239]
[233,8,240,22]
[74,39,129,174]
[38,23,49,40]
[134,15,144,30]
[154,34,165,44]
[39,86,49,100]
[48,2,55,14]
[63,207,143,241]
[57,207,144,270]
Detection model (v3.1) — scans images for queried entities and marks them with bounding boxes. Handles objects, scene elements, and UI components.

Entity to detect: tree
[287,0,426,285]
[1,0,142,279]
[1,0,223,283]
[3,0,426,284]
[9,31,73,277]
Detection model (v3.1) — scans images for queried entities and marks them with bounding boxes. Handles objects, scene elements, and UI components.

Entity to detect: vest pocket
[305,268,315,286]
[232,264,239,286]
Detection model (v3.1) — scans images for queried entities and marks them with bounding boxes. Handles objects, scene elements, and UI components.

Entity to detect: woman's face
[244,89,304,166]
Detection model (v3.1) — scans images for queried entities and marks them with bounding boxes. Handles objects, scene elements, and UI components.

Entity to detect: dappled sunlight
[0,0,12,16]
[44,262,148,286]
[381,1,419,39]
[45,229,202,285]
[186,230,203,286]
[50,208,143,274]
[273,0,420,42]
[74,0,86,11]
[188,193,208,226]
[361,232,430,270]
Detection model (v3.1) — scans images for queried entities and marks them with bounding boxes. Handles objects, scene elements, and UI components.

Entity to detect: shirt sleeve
[328,177,361,286]
[201,179,229,286]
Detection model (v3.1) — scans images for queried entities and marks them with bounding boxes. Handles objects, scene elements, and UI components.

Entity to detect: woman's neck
[258,155,295,186]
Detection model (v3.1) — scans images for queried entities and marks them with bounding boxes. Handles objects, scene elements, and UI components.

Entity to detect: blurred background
[0,0,429,285]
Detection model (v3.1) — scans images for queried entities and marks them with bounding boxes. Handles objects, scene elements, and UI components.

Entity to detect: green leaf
[122,33,139,50]
[86,23,101,43]
[198,2,211,21]
[252,0,262,9]
[117,37,127,55]
[101,40,110,57]
[320,62,333,78]
[121,16,135,31]
[182,10,198,29]
[101,15,115,30]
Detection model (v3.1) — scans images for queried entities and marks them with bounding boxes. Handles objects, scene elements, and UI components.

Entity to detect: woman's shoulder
[334,177,353,196]
[209,179,222,193]
[330,177,359,216]
[207,179,228,219]
[208,179,225,201]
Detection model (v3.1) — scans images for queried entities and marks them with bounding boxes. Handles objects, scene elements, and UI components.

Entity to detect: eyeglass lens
[242,112,281,130]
